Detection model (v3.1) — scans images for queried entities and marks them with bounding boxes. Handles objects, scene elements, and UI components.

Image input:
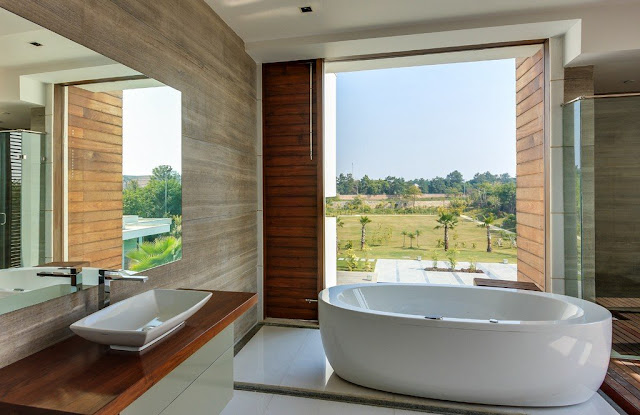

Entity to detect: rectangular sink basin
[70,289,212,351]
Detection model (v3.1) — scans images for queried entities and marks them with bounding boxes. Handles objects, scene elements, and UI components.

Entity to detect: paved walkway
[374,259,517,286]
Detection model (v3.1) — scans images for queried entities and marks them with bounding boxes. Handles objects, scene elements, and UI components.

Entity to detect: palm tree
[401,230,408,248]
[126,236,182,272]
[479,213,495,252]
[434,211,458,251]
[408,232,416,248]
[359,216,372,250]
[415,229,421,247]
[336,216,344,253]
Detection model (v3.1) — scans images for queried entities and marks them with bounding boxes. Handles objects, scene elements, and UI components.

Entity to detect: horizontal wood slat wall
[67,87,123,269]
[0,0,257,368]
[263,60,323,320]
[515,48,546,290]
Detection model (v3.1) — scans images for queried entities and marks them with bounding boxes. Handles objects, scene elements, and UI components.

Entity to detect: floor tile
[220,391,272,415]
[234,327,620,415]
[265,394,397,415]
[234,326,311,385]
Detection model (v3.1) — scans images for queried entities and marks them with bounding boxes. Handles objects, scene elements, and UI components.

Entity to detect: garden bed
[424,267,484,273]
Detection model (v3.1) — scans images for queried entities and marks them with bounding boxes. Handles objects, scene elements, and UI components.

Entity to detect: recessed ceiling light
[29,41,43,47]
[300,6,313,13]
[623,79,636,84]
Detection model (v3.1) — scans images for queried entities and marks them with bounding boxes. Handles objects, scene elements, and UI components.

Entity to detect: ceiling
[206,0,615,43]
[0,7,144,129]
[0,8,106,71]
[206,0,640,93]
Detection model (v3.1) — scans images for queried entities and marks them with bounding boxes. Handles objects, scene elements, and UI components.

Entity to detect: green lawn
[336,214,516,264]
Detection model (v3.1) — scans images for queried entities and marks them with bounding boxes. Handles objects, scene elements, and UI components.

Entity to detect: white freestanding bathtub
[318,283,612,407]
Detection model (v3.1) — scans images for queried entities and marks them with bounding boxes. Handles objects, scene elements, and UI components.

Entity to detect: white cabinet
[123,324,234,415]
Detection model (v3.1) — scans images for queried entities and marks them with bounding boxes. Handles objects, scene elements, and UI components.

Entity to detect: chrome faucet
[98,269,148,309]
[37,267,79,287]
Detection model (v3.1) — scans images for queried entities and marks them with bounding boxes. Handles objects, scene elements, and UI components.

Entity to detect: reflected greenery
[123,165,182,218]
[123,165,182,272]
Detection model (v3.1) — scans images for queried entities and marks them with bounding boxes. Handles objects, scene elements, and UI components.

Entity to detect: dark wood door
[263,60,324,320]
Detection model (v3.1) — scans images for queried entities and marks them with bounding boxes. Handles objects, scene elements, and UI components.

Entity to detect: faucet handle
[98,269,148,282]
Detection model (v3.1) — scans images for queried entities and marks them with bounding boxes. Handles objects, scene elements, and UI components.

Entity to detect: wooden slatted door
[515,47,546,290]
[263,60,324,320]
[67,86,124,269]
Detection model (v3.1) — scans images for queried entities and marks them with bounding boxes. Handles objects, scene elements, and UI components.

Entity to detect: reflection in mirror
[0,6,182,314]
[67,83,182,273]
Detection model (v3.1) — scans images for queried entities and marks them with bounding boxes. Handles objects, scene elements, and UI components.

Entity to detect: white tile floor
[221,391,435,415]
[223,326,621,415]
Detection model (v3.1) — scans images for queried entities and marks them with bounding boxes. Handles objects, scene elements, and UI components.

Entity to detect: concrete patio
[336,258,517,286]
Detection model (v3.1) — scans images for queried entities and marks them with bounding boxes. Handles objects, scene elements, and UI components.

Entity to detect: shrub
[446,249,459,271]
[469,257,477,272]
[345,248,359,271]
[431,250,439,269]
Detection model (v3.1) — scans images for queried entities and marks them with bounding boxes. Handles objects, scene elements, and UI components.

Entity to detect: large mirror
[0,7,182,313]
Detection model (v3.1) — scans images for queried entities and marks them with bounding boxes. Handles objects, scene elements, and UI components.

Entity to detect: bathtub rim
[319,283,612,333]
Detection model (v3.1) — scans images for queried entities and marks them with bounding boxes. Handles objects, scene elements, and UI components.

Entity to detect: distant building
[123,175,152,188]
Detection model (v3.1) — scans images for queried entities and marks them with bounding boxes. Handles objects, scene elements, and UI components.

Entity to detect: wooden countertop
[0,290,257,415]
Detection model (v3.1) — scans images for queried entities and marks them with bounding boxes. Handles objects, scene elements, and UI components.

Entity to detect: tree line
[334,170,516,230]
[337,170,513,196]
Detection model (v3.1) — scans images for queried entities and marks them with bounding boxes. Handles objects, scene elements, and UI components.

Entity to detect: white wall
[324,73,337,198]
[548,37,566,295]
[324,217,337,288]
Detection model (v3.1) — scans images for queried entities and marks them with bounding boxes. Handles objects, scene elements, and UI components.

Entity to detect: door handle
[0,213,5,226]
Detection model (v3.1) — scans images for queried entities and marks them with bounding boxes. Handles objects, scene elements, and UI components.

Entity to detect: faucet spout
[98,269,148,309]
[37,267,79,287]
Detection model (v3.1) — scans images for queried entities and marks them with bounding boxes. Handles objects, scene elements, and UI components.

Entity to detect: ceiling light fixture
[300,6,313,13]
[623,79,636,84]
[29,41,43,47]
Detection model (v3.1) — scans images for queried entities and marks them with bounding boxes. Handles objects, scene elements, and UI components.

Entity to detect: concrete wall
[594,96,640,298]
[0,1,257,368]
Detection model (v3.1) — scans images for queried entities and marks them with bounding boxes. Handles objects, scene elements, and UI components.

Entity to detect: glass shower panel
[562,100,595,301]
[0,131,49,269]
[563,102,582,298]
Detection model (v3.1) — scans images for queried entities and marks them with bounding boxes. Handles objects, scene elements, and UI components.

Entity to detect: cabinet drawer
[160,347,233,414]
[122,324,233,415]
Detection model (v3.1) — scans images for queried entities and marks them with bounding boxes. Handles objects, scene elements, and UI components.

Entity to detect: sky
[336,59,516,181]
[122,86,182,176]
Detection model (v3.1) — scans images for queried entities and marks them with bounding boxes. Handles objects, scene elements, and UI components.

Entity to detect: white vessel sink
[70,289,212,351]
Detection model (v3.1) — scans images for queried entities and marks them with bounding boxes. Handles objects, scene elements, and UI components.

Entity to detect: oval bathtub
[318,283,612,407]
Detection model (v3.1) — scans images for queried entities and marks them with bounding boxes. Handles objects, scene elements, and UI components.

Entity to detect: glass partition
[0,131,49,269]
[565,95,640,359]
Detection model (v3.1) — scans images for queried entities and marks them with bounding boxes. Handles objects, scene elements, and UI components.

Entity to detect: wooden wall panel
[0,0,257,368]
[67,87,123,269]
[515,48,546,290]
[263,60,323,320]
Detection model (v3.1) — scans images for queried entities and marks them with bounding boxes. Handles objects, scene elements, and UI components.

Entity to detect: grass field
[336,214,517,264]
